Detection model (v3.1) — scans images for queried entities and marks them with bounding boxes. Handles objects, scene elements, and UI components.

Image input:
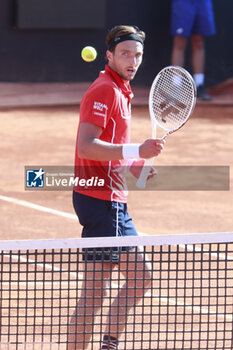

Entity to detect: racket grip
[136,158,154,189]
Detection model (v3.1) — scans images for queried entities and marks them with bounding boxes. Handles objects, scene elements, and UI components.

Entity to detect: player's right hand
[139,138,165,159]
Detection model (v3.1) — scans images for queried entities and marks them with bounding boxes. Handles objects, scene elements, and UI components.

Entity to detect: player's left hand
[129,159,157,180]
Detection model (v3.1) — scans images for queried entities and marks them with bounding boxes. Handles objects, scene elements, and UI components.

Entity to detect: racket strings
[151,68,195,131]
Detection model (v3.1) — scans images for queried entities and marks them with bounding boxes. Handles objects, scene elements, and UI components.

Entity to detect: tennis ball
[81,46,97,62]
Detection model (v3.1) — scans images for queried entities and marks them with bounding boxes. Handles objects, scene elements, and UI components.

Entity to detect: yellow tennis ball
[81,46,97,62]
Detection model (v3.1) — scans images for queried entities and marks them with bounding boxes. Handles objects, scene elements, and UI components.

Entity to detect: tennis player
[68,25,165,350]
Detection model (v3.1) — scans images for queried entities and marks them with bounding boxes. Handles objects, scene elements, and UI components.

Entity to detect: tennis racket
[136,65,197,189]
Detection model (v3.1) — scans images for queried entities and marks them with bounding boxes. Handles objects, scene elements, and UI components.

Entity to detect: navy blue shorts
[171,0,216,37]
[73,191,138,263]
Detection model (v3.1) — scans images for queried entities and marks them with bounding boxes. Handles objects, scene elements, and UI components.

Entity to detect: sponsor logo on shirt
[93,101,108,117]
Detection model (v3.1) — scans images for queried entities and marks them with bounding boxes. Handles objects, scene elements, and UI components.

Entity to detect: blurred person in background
[171,0,216,100]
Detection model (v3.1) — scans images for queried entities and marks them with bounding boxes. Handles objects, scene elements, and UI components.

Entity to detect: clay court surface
[0,81,232,241]
[0,83,233,350]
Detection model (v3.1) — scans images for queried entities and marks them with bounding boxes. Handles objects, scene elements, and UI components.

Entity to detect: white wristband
[122,144,140,160]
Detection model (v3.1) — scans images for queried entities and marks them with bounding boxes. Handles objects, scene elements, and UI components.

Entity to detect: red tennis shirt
[74,65,134,203]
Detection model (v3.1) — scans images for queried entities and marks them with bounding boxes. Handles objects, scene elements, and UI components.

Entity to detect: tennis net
[0,232,233,350]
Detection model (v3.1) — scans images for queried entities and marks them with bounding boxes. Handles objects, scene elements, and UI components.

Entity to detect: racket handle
[136,158,154,189]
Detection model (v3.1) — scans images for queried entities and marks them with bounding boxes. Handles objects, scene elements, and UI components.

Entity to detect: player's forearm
[78,138,165,161]
[78,138,124,161]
